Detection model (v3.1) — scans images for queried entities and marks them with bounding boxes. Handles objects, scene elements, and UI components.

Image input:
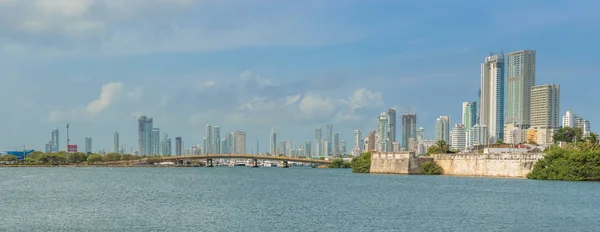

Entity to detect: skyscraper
[333,133,340,156]
[388,108,397,143]
[205,125,213,154]
[152,128,160,156]
[451,124,466,151]
[435,116,450,143]
[462,102,477,129]
[138,116,153,155]
[377,112,389,152]
[562,111,591,136]
[340,141,346,155]
[315,128,322,156]
[401,113,417,149]
[161,133,171,156]
[480,53,505,143]
[221,138,228,154]
[353,129,362,151]
[506,50,536,125]
[85,137,92,153]
[203,137,207,154]
[530,84,560,128]
[113,131,119,153]
[175,137,182,156]
[270,128,277,155]
[416,127,425,141]
[213,126,220,154]
[326,125,333,155]
[234,131,246,154]
[305,141,311,157]
[50,128,59,152]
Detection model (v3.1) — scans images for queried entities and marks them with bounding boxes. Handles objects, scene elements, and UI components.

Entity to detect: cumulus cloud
[86,82,123,115]
[342,88,383,111]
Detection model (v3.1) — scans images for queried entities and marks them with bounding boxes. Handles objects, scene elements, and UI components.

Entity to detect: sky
[1,0,599,152]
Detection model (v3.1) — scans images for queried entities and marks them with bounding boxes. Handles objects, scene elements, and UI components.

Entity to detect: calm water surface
[1,167,599,231]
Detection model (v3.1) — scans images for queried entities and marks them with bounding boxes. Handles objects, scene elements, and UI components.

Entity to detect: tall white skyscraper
[562,111,591,136]
[333,133,340,156]
[435,116,450,143]
[205,125,213,154]
[270,128,277,156]
[113,131,119,153]
[85,137,92,153]
[530,84,560,128]
[138,116,153,155]
[506,50,536,125]
[377,112,389,152]
[326,125,333,155]
[416,127,425,141]
[305,141,311,157]
[353,129,362,151]
[480,53,505,143]
[467,124,489,148]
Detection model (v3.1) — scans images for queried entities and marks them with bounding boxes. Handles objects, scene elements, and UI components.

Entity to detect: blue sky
[0,0,599,152]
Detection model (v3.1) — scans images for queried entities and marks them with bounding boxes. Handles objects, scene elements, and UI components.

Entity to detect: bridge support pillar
[282,160,289,168]
[251,159,259,168]
[207,158,213,167]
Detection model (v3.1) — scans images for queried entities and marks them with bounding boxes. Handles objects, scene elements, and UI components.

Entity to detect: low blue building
[6,150,34,160]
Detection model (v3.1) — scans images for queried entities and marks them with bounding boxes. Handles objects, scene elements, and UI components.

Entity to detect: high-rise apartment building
[234,131,246,154]
[138,116,153,155]
[326,125,333,155]
[367,131,376,151]
[85,137,92,153]
[562,111,591,136]
[333,133,340,156]
[221,138,228,154]
[151,128,160,156]
[161,133,171,156]
[435,116,450,143]
[377,112,389,152]
[175,137,182,156]
[315,128,323,156]
[388,108,397,143]
[270,128,277,155]
[451,124,466,151]
[462,102,477,129]
[416,127,425,141]
[530,84,560,128]
[305,141,311,157]
[205,125,213,154]
[506,50,536,125]
[467,124,489,148]
[113,131,119,153]
[401,113,417,149]
[480,53,505,142]
[213,126,220,154]
[353,129,362,151]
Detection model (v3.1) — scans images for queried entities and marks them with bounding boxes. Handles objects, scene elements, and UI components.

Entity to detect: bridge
[159,154,332,167]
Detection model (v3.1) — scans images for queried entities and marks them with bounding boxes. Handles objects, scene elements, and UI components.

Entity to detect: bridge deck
[161,154,332,164]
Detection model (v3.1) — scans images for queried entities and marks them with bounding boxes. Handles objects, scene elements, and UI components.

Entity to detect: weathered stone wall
[370,152,432,174]
[432,153,544,178]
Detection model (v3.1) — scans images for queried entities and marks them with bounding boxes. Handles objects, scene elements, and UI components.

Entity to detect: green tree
[553,127,584,143]
[103,153,122,163]
[420,161,443,175]
[0,155,18,162]
[328,159,351,168]
[496,139,504,144]
[351,152,371,173]
[527,146,600,181]
[87,154,102,164]
[67,152,86,164]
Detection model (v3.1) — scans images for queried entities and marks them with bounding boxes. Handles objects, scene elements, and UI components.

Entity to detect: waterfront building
[151,128,160,156]
[315,128,323,156]
[367,131,376,151]
[416,127,425,142]
[333,133,340,156]
[480,53,505,143]
[175,137,182,156]
[161,133,171,156]
[388,108,397,143]
[462,102,477,129]
[506,50,536,126]
[353,129,362,152]
[119,145,125,154]
[340,141,346,156]
[503,123,528,145]
[467,124,489,148]
[408,138,417,153]
[213,126,220,154]
[562,111,591,136]
[435,116,450,143]
[392,142,400,152]
[417,140,436,155]
[138,116,153,155]
[527,127,555,145]
[402,113,417,149]
[113,131,119,153]
[451,124,466,151]
[221,138,228,154]
[205,125,213,154]
[530,84,560,128]
[378,112,389,152]
[85,137,92,153]
[270,128,277,155]
[234,131,246,155]
[305,141,311,157]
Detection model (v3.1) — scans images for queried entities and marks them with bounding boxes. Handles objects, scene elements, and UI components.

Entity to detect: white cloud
[203,81,216,88]
[342,88,383,111]
[86,82,123,115]
[285,95,301,105]
[298,93,337,119]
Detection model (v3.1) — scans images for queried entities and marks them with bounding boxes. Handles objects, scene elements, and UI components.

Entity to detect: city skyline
[1,1,599,152]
